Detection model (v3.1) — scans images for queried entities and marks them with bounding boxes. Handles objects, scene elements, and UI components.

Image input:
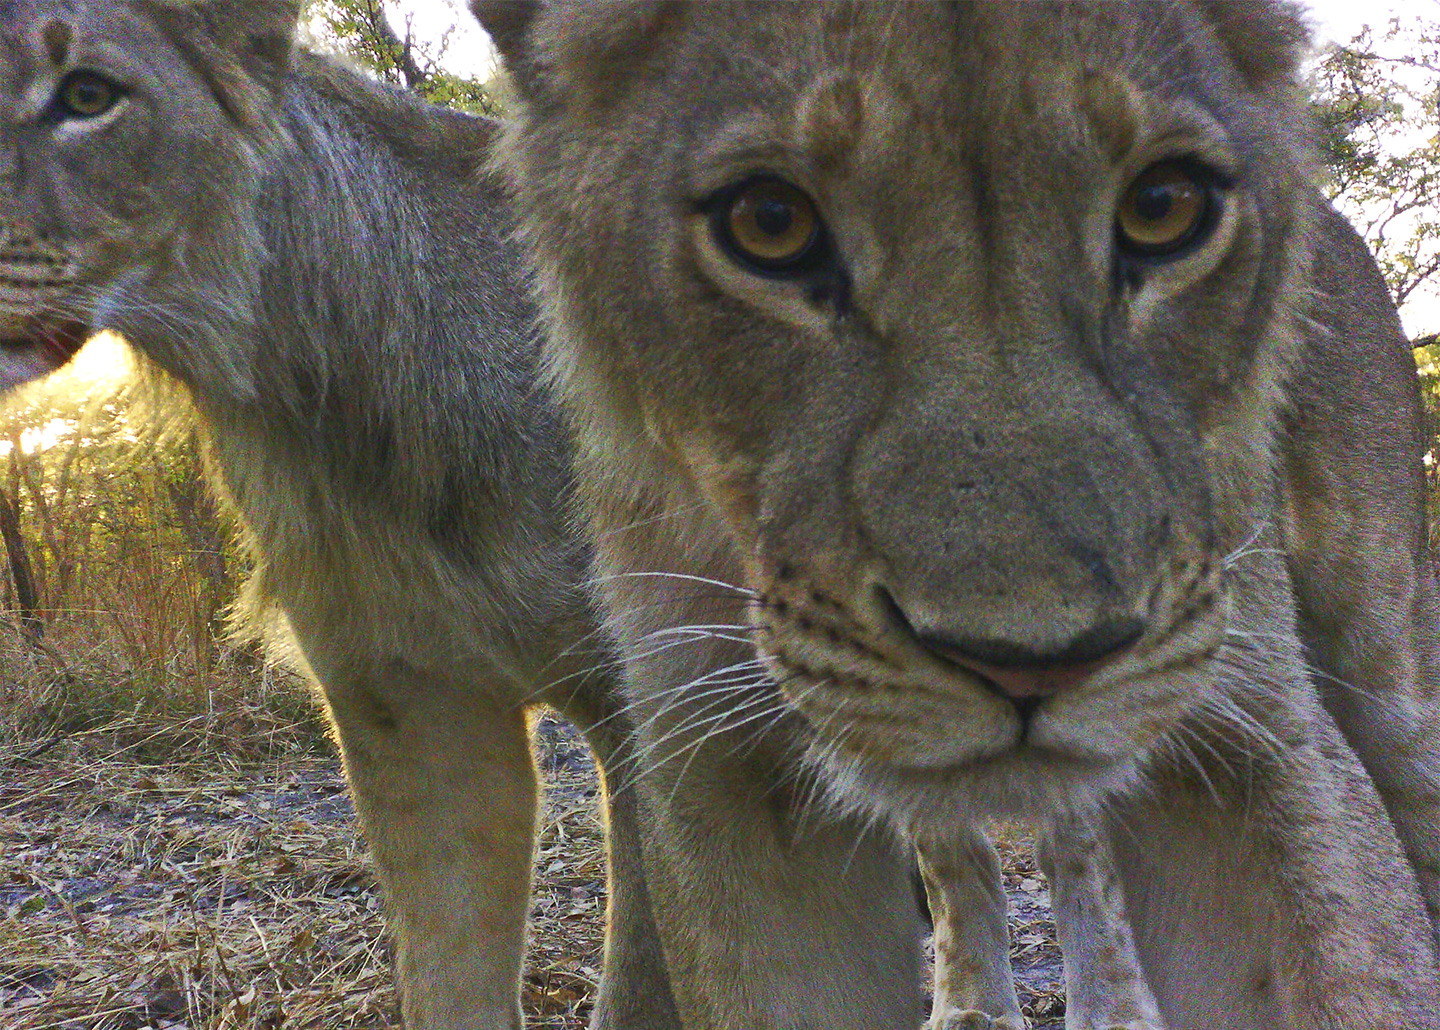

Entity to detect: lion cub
[481,2,1440,1028]
[0,3,682,1028]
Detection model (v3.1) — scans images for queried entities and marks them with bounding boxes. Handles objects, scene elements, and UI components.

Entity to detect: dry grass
[0,608,1065,1030]
[1,700,1068,1030]
[0,714,614,1030]
[0,613,324,756]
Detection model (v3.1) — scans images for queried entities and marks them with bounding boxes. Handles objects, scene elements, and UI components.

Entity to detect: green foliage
[1311,18,1440,315]
[1415,341,1440,554]
[303,0,504,115]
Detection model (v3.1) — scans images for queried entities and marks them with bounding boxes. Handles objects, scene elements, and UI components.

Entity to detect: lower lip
[37,318,90,362]
[0,318,91,390]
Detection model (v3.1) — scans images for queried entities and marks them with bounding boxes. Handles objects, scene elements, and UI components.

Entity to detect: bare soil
[1,716,1064,1029]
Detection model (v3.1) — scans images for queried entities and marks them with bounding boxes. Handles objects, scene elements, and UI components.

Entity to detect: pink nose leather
[942,653,1119,700]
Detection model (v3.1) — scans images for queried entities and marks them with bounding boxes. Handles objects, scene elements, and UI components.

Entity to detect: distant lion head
[0,0,299,390]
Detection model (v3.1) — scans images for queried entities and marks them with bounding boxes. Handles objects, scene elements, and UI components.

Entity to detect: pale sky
[388,0,497,76]
[1306,0,1440,42]
[1303,0,1440,335]
[390,0,1440,73]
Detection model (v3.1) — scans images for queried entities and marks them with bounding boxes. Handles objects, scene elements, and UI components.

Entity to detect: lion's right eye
[54,71,123,120]
[708,176,830,276]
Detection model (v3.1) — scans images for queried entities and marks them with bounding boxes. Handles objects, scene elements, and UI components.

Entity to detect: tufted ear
[196,0,301,92]
[1191,0,1310,88]
[471,0,674,103]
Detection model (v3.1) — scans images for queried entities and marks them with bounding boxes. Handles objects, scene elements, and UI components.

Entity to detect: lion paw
[927,1011,1026,1030]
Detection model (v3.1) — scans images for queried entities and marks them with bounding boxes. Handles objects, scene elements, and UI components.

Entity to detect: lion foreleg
[320,662,536,1030]
[1038,815,1166,1030]
[1294,563,1440,938]
[564,683,684,1030]
[913,825,1025,1030]
[1319,639,1440,934]
[1114,700,1440,1030]
[625,733,923,1029]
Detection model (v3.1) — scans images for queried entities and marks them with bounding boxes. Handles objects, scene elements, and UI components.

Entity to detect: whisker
[1221,519,1273,569]
[595,501,711,540]
[627,664,775,742]
[660,696,805,810]
[525,628,756,705]
[587,570,757,597]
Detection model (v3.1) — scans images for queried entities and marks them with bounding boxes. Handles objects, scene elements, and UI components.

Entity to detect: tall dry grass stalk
[0,336,324,760]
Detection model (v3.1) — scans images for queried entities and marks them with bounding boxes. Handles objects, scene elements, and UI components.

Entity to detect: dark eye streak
[807,265,853,317]
[1113,259,1145,296]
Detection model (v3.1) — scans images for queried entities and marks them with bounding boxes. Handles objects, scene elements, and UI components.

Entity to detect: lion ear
[147,0,301,125]
[472,0,541,68]
[201,0,302,92]
[1192,0,1310,88]
[472,0,673,103]
[472,0,544,97]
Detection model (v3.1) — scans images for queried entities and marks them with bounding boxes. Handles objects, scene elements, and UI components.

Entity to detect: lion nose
[877,587,1143,701]
[921,639,1133,700]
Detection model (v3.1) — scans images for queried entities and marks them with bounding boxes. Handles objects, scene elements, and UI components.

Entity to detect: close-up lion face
[0,0,289,391]
[495,0,1314,819]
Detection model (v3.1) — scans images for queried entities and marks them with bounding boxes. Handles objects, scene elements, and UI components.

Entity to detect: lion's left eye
[54,71,123,120]
[1115,161,1222,260]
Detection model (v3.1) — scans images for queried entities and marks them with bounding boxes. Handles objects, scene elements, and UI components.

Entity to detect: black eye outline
[52,70,124,121]
[702,174,837,279]
[1114,158,1231,265]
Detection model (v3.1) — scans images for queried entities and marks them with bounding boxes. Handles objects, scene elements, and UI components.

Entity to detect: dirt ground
[1,716,1065,1029]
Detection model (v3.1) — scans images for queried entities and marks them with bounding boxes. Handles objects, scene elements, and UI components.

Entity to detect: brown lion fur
[0,3,685,1027]
[481,1,1440,1027]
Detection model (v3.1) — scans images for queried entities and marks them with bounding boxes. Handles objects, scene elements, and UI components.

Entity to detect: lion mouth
[0,317,91,391]
[761,624,1175,794]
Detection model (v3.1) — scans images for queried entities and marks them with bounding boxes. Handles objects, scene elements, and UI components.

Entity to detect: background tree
[303,0,504,114]
[1312,16,1440,343]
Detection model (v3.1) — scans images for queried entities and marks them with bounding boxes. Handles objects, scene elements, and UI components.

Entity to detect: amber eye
[1115,161,1218,259]
[716,177,823,271]
[56,71,121,120]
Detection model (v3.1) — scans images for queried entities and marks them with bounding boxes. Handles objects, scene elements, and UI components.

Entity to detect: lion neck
[99,55,549,540]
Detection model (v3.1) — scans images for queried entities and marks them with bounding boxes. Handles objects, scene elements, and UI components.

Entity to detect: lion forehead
[670,4,1260,220]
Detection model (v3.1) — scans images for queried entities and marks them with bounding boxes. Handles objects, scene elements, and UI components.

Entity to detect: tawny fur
[0,4,687,1028]
[920,210,1440,1030]
[480,1,1440,1027]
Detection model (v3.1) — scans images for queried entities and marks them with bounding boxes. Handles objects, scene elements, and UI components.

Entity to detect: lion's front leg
[1290,546,1440,937]
[560,677,684,1030]
[913,824,1024,1030]
[622,724,924,1029]
[318,658,537,1030]
[917,818,1166,1030]
[1113,696,1440,1030]
[1037,815,1166,1030]
[1316,637,1440,935]
[1253,731,1440,1028]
